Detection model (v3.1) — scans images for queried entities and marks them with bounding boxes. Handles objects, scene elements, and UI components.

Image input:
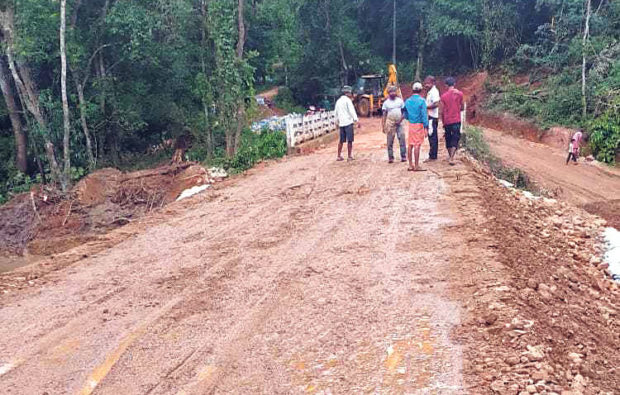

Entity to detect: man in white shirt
[334,85,359,161]
[381,85,406,163]
[424,76,440,161]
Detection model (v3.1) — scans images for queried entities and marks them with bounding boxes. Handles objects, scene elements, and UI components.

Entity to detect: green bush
[220,128,287,173]
[588,108,620,164]
[274,86,306,114]
[462,126,493,163]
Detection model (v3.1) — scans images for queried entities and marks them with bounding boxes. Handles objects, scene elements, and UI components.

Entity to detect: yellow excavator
[353,64,401,117]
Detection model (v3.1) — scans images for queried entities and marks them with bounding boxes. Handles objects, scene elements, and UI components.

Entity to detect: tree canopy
[0,0,618,200]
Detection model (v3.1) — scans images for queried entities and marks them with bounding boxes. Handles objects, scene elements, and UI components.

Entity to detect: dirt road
[483,127,620,227]
[0,119,488,393]
[1,119,617,394]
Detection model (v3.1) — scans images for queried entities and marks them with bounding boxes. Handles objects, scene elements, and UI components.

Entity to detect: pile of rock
[460,173,619,394]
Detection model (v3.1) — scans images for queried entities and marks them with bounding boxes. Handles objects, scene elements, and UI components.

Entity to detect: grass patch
[462,126,538,192]
[204,129,288,174]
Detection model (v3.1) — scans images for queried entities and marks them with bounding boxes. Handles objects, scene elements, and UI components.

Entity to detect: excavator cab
[352,64,399,117]
[354,75,385,97]
[353,75,385,117]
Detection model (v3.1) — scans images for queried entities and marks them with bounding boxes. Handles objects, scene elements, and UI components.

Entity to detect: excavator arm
[383,63,400,98]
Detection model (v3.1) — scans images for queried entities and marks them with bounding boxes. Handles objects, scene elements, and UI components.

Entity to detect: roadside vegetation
[482,0,619,163]
[463,127,536,192]
[0,0,618,203]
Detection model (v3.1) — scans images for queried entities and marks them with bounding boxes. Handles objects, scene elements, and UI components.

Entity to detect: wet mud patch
[582,199,620,229]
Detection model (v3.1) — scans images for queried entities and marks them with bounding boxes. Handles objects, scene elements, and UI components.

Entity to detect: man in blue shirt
[403,82,429,171]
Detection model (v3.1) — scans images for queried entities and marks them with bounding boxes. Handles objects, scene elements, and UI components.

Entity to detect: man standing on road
[440,77,464,166]
[424,76,440,162]
[404,82,429,172]
[335,85,360,161]
[381,86,407,163]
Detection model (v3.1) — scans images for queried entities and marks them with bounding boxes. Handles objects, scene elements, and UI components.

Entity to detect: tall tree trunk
[0,56,27,173]
[97,53,107,160]
[415,18,425,82]
[200,0,213,159]
[234,0,246,155]
[60,0,71,191]
[1,7,62,185]
[582,0,591,119]
[68,2,97,171]
[73,75,95,170]
[97,0,110,162]
[392,0,396,64]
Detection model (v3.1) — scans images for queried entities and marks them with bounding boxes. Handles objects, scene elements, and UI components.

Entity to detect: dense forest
[0,0,618,201]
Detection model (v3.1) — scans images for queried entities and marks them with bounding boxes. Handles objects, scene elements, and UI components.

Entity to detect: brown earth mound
[583,200,620,230]
[0,194,37,255]
[457,72,581,149]
[457,159,619,393]
[474,110,544,142]
[0,163,212,257]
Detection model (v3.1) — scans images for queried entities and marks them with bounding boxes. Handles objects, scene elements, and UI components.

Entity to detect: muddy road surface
[483,127,620,227]
[0,119,617,394]
[0,119,488,394]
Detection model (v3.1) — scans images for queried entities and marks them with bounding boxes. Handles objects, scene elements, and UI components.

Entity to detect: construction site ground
[0,117,618,394]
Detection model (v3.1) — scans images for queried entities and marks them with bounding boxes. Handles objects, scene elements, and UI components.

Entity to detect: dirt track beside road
[483,127,620,228]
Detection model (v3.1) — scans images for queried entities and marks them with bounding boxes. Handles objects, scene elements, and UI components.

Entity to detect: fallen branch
[30,191,41,222]
[62,200,74,226]
[109,217,132,226]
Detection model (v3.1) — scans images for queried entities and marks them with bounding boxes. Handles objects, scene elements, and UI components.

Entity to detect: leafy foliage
[219,129,287,173]
[0,0,618,202]
[588,107,620,164]
[482,0,619,162]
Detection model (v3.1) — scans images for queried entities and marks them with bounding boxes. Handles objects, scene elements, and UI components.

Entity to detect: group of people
[334,76,464,171]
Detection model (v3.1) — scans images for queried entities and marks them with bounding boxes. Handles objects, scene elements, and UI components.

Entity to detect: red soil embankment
[0,163,212,256]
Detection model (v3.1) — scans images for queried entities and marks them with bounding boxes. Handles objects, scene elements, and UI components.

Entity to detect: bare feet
[414,167,428,172]
[347,157,355,162]
[407,167,415,171]
[337,156,344,162]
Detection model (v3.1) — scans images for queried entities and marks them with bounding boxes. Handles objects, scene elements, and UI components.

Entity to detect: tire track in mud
[93,156,388,394]
[0,159,329,393]
[1,121,480,393]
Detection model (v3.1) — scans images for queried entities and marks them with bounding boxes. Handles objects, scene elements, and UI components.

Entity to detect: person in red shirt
[440,77,464,165]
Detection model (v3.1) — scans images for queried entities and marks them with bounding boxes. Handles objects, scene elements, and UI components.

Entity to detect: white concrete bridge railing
[285,111,337,148]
